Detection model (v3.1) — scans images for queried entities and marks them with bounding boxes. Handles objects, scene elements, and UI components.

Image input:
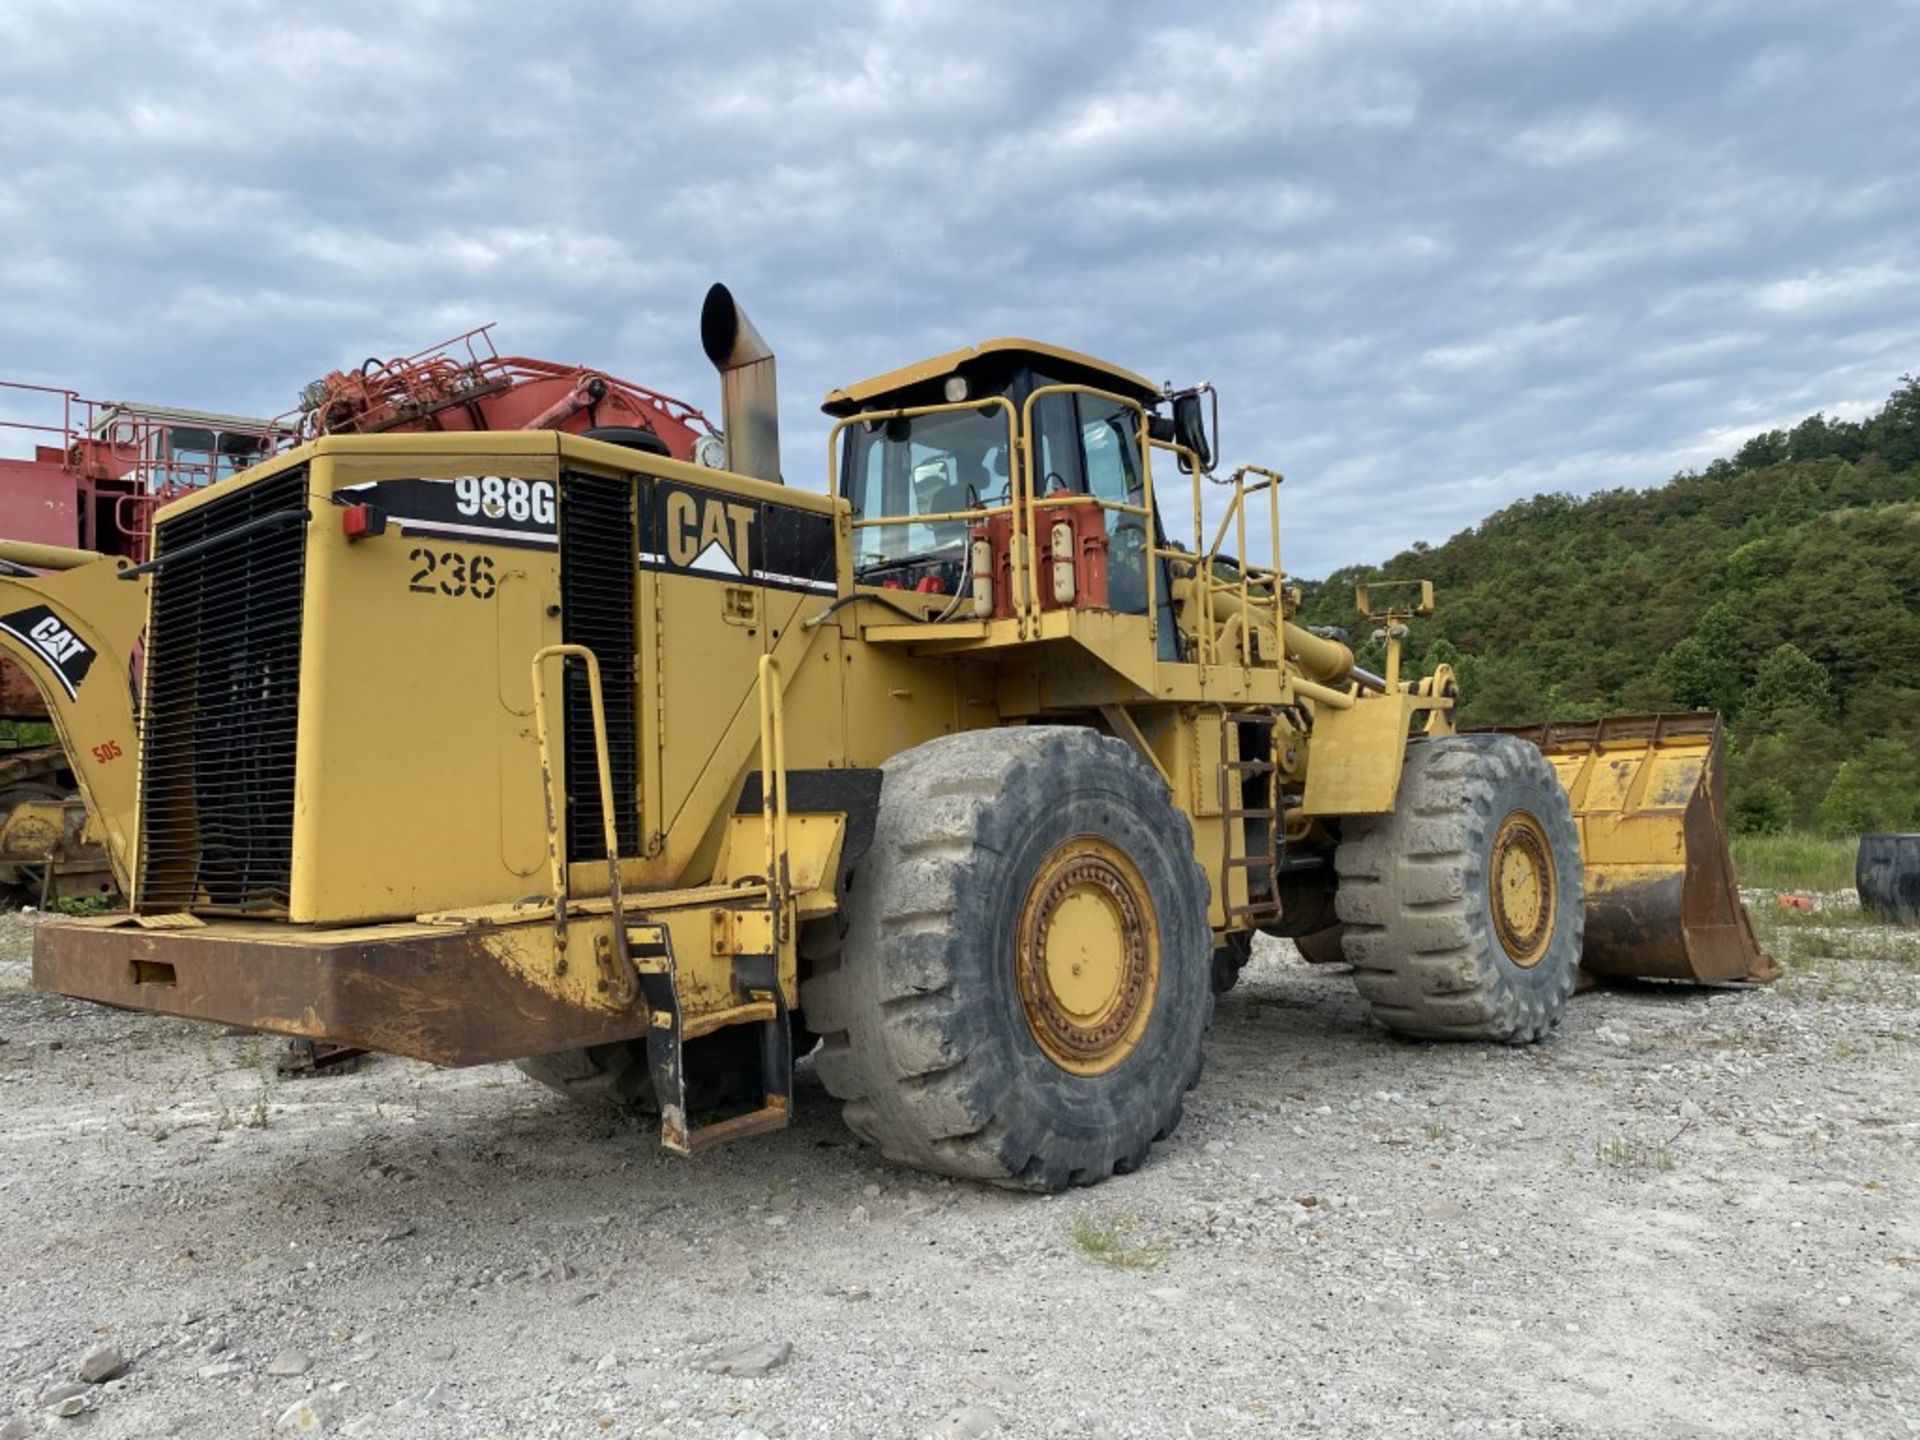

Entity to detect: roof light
[942,376,970,403]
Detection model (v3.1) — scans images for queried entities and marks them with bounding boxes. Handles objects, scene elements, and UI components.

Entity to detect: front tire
[800,727,1213,1190]
[1334,734,1582,1042]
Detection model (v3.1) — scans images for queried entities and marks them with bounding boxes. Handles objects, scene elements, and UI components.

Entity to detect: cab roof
[821,339,1161,415]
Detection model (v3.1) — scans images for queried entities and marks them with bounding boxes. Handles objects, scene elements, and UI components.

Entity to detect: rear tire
[800,727,1213,1190]
[1293,924,1347,966]
[1211,931,1253,994]
[1334,734,1582,1042]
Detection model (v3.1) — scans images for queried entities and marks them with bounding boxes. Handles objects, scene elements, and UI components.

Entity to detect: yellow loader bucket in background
[1481,713,1777,985]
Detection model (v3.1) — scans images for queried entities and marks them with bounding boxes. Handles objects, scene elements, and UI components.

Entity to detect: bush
[1817,738,1920,835]
[1743,643,1834,727]
[1732,778,1792,834]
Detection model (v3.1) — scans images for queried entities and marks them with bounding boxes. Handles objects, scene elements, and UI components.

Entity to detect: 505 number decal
[408,548,498,600]
[454,476,554,525]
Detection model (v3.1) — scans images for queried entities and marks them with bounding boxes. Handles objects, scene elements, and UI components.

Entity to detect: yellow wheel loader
[20,286,1770,1189]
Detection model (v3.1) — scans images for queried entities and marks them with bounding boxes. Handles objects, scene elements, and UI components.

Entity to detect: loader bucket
[1479,713,1777,985]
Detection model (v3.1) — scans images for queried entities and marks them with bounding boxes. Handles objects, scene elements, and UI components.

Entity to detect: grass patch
[1067,1215,1165,1272]
[1732,831,1857,893]
[1750,901,1918,979]
[1744,896,1919,1002]
[1595,1135,1676,1172]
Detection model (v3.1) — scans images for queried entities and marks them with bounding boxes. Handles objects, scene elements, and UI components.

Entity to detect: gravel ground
[2,906,1916,1439]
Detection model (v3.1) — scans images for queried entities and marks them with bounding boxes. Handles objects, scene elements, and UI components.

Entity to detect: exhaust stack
[700,284,780,484]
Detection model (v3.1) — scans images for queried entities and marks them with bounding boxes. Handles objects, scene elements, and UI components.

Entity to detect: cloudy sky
[2,0,1916,574]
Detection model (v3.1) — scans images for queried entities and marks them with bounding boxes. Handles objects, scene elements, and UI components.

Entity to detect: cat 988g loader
[17,285,1770,1189]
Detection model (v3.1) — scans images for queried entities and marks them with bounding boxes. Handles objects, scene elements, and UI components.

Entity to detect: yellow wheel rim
[1490,810,1556,968]
[1015,837,1160,1076]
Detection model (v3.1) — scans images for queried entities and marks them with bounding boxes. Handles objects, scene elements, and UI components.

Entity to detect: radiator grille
[559,472,641,862]
[136,467,310,913]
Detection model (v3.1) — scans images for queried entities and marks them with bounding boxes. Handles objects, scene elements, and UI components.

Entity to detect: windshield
[844,407,1013,571]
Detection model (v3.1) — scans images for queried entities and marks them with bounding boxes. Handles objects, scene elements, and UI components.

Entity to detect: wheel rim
[1490,810,1556,968]
[1015,837,1160,1076]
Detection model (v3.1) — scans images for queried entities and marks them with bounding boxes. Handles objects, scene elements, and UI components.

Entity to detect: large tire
[516,1043,658,1109]
[1334,734,1582,1043]
[1211,931,1253,994]
[1857,833,1920,926]
[1293,924,1347,966]
[800,727,1213,1190]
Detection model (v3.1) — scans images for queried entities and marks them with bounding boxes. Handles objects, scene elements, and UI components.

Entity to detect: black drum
[1857,834,1920,926]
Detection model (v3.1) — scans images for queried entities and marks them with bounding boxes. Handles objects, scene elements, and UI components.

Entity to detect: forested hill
[1295,376,1920,835]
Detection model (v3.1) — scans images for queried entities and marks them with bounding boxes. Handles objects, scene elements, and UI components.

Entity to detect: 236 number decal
[408,548,498,600]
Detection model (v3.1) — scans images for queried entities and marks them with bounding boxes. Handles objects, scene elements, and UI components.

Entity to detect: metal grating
[137,466,310,913]
[558,472,641,862]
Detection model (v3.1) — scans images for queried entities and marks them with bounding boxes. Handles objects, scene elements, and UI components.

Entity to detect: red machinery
[289,323,721,463]
[0,323,721,568]
[0,384,291,566]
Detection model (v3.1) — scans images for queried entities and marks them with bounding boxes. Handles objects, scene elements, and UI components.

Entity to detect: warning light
[342,503,386,539]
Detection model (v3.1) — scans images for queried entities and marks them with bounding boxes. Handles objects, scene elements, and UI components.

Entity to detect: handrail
[755,654,792,943]
[1192,466,1285,669]
[1145,437,1211,659]
[822,382,1295,678]
[1020,383,1158,638]
[530,643,639,1007]
[826,395,1022,605]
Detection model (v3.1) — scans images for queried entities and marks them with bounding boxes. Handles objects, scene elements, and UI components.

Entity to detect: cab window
[1077,394,1142,510]
[1033,393,1082,496]
[843,407,1011,574]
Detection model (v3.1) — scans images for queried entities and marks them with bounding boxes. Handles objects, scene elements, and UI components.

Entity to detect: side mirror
[1172,390,1214,473]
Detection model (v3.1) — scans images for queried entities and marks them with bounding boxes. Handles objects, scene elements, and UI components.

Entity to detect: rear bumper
[32,917,649,1066]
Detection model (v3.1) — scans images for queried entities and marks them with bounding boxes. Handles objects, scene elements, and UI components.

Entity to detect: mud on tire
[1334,733,1583,1043]
[799,727,1213,1190]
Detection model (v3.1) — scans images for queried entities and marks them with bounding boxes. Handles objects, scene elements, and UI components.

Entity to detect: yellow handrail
[756,654,792,942]
[1020,383,1158,639]
[1194,467,1285,669]
[530,643,638,1006]
[826,395,1022,607]
[1144,436,1209,658]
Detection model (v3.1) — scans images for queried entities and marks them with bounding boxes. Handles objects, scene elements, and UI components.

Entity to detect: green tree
[1741,643,1833,730]
[1422,636,1461,676]
[1731,778,1792,834]
[1734,429,1788,471]
[1454,653,1540,727]
[1656,603,1745,717]
[1866,375,1920,472]
[1731,703,1849,829]
[1817,738,1920,835]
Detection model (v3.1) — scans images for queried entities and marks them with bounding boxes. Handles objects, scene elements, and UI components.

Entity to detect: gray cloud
[2,0,1915,575]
